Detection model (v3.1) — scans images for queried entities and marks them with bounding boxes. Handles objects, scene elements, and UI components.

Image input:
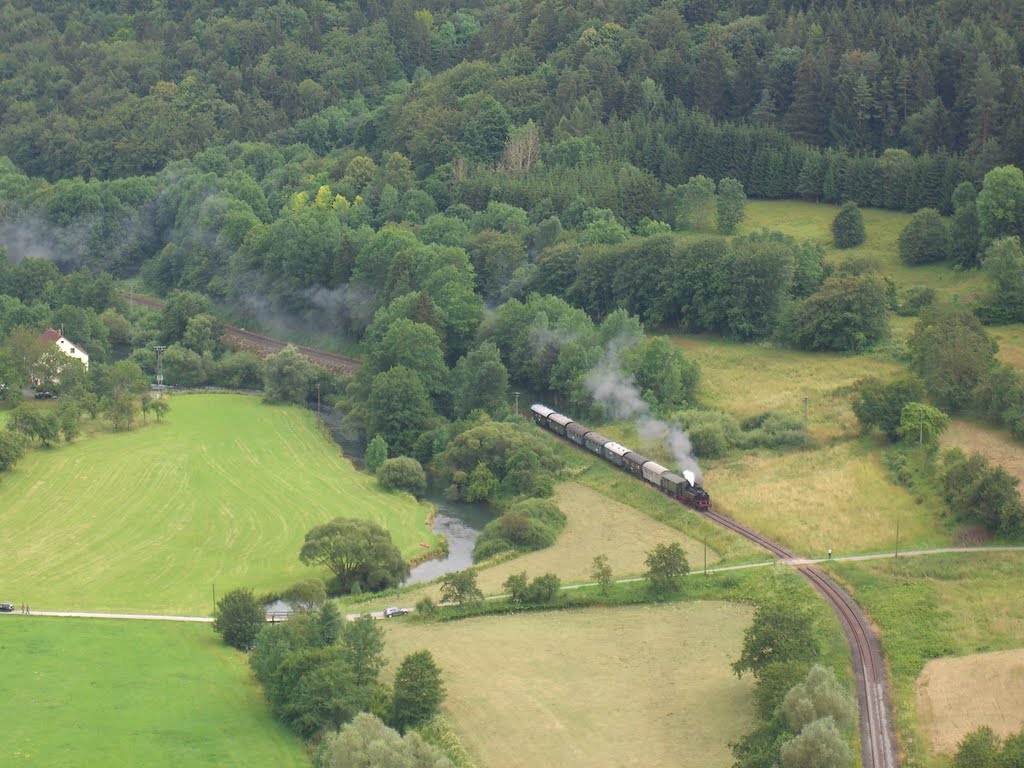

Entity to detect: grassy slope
[0,616,308,768]
[830,553,1024,768]
[384,602,756,768]
[0,393,436,614]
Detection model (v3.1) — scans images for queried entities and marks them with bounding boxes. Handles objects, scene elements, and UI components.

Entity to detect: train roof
[548,413,573,427]
[662,471,686,485]
[584,431,610,446]
[530,404,555,417]
[642,461,669,476]
[624,451,648,465]
[566,422,591,436]
[604,442,629,457]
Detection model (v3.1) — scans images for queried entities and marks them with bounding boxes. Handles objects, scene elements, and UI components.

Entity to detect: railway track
[123,294,361,376]
[697,503,898,768]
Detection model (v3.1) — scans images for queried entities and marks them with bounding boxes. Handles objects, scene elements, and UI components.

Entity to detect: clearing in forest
[0,393,435,615]
[0,617,308,768]
[383,602,755,768]
[916,648,1024,755]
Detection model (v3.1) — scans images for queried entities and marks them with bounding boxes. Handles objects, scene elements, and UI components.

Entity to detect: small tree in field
[716,177,747,234]
[644,542,689,596]
[390,650,445,733]
[780,716,851,768]
[439,569,484,606]
[897,402,950,445]
[150,398,170,421]
[213,588,265,650]
[591,554,613,595]
[365,434,388,474]
[376,456,427,497]
[831,202,865,248]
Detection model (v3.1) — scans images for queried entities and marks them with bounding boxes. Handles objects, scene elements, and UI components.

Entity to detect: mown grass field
[742,200,986,300]
[830,553,1024,767]
[0,393,436,614]
[941,419,1024,486]
[384,602,755,768]
[916,648,1024,754]
[0,616,308,768]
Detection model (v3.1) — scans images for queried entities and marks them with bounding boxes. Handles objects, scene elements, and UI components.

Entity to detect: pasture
[0,616,308,768]
[383,602,756,768]
[916,648,1024,754]
[831,552,1024,767]
[742,200,986,300]
[0,393,436,614]
[941,419,1024,486]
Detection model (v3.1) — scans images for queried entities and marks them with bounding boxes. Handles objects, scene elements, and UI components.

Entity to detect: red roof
[40,328,62,344]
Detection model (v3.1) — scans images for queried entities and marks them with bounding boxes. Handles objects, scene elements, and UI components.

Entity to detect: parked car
[0,603,14,612]
[34,390,54,399]
[383,607,408,618]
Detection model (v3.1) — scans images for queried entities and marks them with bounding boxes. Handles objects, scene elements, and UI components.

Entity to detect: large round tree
[299,518,407,594]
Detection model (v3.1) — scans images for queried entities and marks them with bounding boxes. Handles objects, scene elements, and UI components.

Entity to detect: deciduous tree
[390,650,445,732]
[831,202,865,248]
[644,542,689,596]
[299,518,407,594]
[213,588,265,651]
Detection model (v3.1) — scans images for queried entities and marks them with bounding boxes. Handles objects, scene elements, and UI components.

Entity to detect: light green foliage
[831,202,865,248]
[503,571,561,604]
[365,434,389,474]
[676,175,717,231]
[366,365,436,457]
[781,665,855,732]
[262,344,314,404]
[644,542,690,596]
[281,579,327,612]
[299,517,407,594]
[451,342,509,418]
[909,304,997,410]
[464,461,498,503]
[716,177,746,234]
[213,587,265,651]
[898,208,951,264]
[369,319,448,395]
[439,569,484,606]
[591,554,613,594]
[181,313,223,355]
[377,456,427,498]
[160,290,215,343]
[391,650,446,733]
[779,716,851,768]
[897,402,950,444]
[977,165,1024,243]
[317,713,454,768]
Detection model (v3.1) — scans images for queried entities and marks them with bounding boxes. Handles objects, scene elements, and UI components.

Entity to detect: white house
[38,327,90,370]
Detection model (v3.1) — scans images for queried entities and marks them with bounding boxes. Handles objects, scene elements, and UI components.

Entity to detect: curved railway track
[123,294,361,376]
[697,503,897,768]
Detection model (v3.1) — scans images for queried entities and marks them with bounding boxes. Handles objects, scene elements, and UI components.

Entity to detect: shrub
[213,588,265,651]
[507,498,566,529]
[898,208,952,264]
[377,456,427,497]
[893,286,936,316]
[831,202,865,248]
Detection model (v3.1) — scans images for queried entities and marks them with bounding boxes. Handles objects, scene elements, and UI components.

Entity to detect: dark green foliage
[644,542,690,597]
[438,569,484,606]
[451,342,509,418]
[213,588,265,651]
[733,603,820,679]
[753,661,811,720]
[782,275,890,352]
[390,650,445,733]
[0,428,27,472]
[909,304,998,411]
[340,615,387,688]
[940,449,1024,536]
[852,377,926,441]
[831,202,866,248]
[953,726,1000,768]
[951,203,982,269]
[716,177,747,235]
[7,403,61,447]
[272,646,360,739]
[299,518,407,595]
[503,572,561,604]
[898,208,952,264]
[978,237,1024,324]
[366,366,437,457]
[376,457,427,498]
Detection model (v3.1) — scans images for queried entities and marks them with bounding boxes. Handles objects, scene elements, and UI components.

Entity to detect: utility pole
[212,583,217,615]
[154,345,167,397]
[703,538,707,576]
[513,391,520,417]
[803,396,809,445]
[895,519,900,559]
[316,382,321,414]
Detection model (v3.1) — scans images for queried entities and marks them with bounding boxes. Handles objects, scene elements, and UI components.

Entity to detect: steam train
[530,404,710,510]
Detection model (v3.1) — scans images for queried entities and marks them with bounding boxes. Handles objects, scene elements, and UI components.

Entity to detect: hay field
[941,419,1024,486]
[710,440,953,556]
[916,648,1024,754]
[0,393,434,614]
[384,602,755,768]
[0,616,308,768]
[674,334,904,442]
[989,323,1024,370]
[474,483,720,593]
[742,200,986,300]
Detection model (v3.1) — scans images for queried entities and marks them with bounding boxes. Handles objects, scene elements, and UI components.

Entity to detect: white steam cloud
[585,339,703,483]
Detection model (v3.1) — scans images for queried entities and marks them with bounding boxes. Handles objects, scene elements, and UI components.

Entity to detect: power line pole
[803,396,809,445]
[513,391,520,417]
[316,382,321,414]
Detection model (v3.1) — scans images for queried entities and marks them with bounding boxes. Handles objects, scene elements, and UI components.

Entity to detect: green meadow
[0,616,308,768]
[0,393,436,615]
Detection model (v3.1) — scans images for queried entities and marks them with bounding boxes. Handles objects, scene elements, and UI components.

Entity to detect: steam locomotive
[530,404,710,510]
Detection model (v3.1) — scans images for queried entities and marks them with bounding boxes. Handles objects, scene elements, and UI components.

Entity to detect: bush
[893,286,936,316]
[506,498,566,529]
[899,208,952,264]
[213,588,265,651]
[831,202,865,248]
[377,456,427,497]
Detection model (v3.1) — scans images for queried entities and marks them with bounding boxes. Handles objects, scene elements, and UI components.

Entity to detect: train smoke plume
[584,340,703,483]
